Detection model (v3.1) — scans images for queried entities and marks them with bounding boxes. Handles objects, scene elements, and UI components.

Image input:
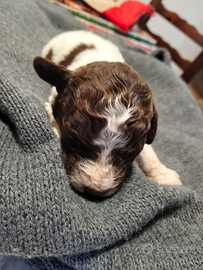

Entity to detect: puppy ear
[146,105,158,144]
[33,56,71,93]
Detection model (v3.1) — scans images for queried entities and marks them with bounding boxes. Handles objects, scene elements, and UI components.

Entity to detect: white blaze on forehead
[95,97,133,156]
[105,97,132,132]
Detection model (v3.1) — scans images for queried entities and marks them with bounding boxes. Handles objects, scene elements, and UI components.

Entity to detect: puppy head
[33,57,158,197]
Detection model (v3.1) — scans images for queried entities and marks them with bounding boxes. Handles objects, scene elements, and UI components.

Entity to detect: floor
[187,68,203,111]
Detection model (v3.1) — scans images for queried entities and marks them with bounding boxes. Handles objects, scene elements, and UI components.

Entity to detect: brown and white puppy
[33,31,181,197]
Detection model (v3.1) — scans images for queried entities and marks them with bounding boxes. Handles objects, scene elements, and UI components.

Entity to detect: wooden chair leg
[181,51,203,83]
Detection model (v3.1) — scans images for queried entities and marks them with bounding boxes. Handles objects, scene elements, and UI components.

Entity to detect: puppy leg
[45,87,60,137]
[136,144,182,185]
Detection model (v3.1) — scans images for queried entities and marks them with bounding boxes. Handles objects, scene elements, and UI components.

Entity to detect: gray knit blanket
[0,0,203,269]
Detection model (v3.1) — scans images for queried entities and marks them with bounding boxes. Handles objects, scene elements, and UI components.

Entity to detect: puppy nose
[84,186,108,197]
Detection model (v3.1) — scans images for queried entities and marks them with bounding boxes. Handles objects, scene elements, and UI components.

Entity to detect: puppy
[33,31,181,197]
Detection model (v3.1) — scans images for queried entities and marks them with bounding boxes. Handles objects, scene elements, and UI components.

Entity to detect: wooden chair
[138,0,203,82]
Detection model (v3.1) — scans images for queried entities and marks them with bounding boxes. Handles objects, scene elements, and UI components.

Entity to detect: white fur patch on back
[41,30,125,70]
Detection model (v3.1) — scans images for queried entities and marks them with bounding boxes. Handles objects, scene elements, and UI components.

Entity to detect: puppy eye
[62,136,99,161]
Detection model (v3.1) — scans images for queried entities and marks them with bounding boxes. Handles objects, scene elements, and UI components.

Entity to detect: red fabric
[103,1,155,32]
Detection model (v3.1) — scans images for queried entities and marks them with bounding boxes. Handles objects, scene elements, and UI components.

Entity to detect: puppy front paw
[149,165,182,186]
[45,101,52,116]
[44,102,60,137]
